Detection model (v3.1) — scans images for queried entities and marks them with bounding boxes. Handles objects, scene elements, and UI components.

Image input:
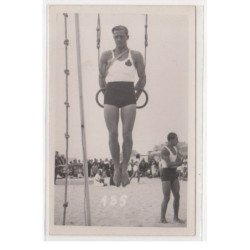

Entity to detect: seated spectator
[146,168,152,178]
[94,170,107,187]
[98,159,104,170]
[72,159,79,177]
[77,160,84,177]
[88,160,93,177]
[92,161,99,177]
[103,158,110,177]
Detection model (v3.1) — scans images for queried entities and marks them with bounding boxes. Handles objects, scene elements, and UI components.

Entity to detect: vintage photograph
[46,4,203,237]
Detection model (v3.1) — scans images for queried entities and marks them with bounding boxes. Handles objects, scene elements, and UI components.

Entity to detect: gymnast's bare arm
[99,51,112,91]
[131,50,146,100]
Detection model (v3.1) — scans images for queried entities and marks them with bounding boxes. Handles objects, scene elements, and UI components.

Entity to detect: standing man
[159,132,185,224]
[99,25,146,187]
[129,154,141,183]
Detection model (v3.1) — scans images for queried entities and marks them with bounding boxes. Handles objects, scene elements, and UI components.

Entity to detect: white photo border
[44,0,206,240]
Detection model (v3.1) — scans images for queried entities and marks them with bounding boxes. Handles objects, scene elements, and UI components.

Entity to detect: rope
[62,13,70,226]
[96,13,101,68]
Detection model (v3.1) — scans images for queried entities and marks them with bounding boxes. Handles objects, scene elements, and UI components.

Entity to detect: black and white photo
[46,4,204,237]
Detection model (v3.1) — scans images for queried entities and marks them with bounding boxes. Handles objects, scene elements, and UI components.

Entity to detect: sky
[51,6,195,160]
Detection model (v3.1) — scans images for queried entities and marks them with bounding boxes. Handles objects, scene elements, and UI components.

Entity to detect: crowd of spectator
[54,151,187,185]
[87,157,162,179]
[54,151,84,184]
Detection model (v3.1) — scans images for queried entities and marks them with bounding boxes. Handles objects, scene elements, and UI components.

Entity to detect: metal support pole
[75,13,91,226]
[144,14,148,67]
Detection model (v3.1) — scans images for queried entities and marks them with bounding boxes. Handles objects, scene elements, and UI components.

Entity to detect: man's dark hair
[136,154,140,159]
[112,25,129,36]
[167,132,177,141]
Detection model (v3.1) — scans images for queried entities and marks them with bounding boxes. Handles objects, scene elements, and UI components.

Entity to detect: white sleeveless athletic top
[159,146,178,168]
[105,50,137,83]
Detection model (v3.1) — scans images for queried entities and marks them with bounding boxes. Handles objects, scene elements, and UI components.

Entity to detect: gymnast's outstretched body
[99,25,146,187]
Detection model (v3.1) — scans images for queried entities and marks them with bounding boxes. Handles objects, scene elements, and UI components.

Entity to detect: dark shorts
[161,168,178,182]
[104,81,136,108]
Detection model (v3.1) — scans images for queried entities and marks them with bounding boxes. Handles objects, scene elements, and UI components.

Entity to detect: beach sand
[54,177,187,227]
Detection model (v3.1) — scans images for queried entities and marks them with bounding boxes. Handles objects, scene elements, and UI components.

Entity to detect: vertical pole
[74,13,91,226]
[62,13,70,226]
[144,14,148,67]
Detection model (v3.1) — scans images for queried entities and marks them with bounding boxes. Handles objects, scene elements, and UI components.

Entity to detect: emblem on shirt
[125,59,132,66]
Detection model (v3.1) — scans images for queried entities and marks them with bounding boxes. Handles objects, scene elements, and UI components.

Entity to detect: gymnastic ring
[136,89,148,109]
[95,88,149,109]
[95,88,105,108]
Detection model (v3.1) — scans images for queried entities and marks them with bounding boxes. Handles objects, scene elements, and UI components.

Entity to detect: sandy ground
[54,177,187,227]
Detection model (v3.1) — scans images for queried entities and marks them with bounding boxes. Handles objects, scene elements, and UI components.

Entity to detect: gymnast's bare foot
[121,163,130,187]
[173,217,185,224]
[113,165,122,187]
[160,218,168,224]
[122,170,130,187]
